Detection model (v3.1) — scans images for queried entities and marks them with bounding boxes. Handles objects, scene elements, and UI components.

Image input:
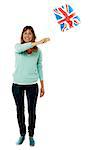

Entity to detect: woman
[12,26,50,146]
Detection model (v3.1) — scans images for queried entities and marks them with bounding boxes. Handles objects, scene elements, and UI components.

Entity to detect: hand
[26,48,33,54]
[42,37,50,43]
[40,87,45,97]
[38,37,50,44]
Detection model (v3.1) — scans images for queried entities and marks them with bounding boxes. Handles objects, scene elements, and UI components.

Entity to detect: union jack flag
[53,4,80,31]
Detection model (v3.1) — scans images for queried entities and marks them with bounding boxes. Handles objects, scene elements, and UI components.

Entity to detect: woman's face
[23,29,33,43]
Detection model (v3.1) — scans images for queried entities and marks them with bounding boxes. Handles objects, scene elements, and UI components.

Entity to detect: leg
[26,83,39,137]
[12,83,26,136]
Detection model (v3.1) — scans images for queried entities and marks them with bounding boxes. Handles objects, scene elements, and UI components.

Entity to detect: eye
[24,32,27,35]
[29,32,32,35]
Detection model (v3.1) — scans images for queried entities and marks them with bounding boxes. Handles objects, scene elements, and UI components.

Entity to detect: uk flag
[53,4,80,31]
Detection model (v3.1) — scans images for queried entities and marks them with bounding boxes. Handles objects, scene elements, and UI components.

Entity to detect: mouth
[25,38,30,40]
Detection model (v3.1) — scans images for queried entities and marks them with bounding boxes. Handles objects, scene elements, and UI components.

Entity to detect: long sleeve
[15,42,33,54]
[37,50,43,80]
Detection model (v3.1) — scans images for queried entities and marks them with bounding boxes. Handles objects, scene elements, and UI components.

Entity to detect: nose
[25,35,30,38]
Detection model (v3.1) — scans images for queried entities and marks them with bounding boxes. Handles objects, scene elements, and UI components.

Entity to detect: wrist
[31,41,37,47]
[41,86,44,89]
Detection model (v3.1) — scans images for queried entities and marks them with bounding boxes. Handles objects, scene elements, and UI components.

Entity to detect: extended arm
[15,38,50,54]
[15,42,39,54]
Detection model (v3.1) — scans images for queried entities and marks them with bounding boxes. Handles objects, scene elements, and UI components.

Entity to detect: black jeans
[12,83,38,137]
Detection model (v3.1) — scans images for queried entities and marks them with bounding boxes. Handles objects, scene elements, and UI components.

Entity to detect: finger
[46,37,50,40]
[45,38,50,42]
[40,93,43,97]
[40,92,44,97]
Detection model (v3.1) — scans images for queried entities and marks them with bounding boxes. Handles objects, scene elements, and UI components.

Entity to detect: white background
[0,0,99,150]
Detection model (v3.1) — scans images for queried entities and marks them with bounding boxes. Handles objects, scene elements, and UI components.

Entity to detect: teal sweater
[13,42,43,85]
